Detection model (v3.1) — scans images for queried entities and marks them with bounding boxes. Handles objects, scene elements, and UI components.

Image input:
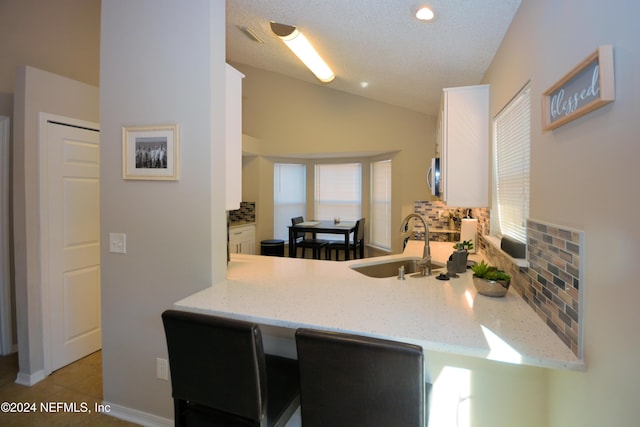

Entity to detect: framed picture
[542,45,615,131]
[122,124,179,180]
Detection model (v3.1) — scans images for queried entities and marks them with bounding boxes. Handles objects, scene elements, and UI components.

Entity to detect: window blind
[273,163,306,241]
[493,84,531,244]
[314,163,362,221]
[370,159,391,250]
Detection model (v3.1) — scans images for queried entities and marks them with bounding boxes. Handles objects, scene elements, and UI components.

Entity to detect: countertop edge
[174,243,584,372]
[174,295,585,372]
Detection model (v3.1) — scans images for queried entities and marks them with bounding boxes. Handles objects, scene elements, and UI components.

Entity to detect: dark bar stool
[261,239,285,257]
[162,310,300,427]
[295,328,430,427]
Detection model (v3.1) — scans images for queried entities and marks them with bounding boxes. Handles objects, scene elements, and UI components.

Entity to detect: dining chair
[295,328,430,427]
[161,310,300,427]
[291,216,329,259]
[325,218,365,260]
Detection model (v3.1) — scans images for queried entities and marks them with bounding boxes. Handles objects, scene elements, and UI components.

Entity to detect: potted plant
[453,239,474,251]
[450,239,473,273]
[470,260,511,297]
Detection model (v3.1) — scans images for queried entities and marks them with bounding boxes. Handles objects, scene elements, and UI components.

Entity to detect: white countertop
[174,241,584,371]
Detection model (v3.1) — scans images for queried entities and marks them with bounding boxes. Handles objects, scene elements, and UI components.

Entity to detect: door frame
[0,116,12,355]
[38,113,100,375]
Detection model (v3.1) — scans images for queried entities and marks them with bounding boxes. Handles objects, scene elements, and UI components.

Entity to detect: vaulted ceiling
[226,0,521,115]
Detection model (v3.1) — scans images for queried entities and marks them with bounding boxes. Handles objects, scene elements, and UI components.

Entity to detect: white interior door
[46,121,101,371]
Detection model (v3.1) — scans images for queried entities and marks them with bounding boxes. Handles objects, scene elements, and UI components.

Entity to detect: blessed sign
[543,45,615,131]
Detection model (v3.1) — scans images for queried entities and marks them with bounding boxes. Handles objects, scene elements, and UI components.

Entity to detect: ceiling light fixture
[415,6,435,21]
[270,22,335,83]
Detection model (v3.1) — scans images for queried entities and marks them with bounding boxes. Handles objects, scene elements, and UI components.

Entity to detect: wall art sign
[122,124,179,180]
[542,45,615,131]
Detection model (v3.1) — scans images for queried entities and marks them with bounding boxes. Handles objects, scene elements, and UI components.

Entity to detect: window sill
[483,235,529,269]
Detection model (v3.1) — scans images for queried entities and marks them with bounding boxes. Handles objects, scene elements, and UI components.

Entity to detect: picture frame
[122,124,179,180]
[542,45,615,131]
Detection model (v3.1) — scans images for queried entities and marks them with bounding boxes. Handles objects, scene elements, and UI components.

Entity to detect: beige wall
[100,0,225,419]
[0,0,100,117]
[233,63,436,253]
[483,0,640,425]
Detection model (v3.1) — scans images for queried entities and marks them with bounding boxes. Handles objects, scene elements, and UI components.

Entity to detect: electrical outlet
[156,357,168,380]
[109,233,127,254]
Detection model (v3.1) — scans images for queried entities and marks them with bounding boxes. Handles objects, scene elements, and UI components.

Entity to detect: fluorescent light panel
[271,22,335,83]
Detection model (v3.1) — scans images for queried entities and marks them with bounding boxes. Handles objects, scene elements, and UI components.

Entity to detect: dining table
[288,220,358,260]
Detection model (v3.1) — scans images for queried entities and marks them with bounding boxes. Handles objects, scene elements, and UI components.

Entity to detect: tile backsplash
[228,201,255,224]
[413,201,489,242]
[526,219,583,357]
[481,219,584,358]
[413,202,584,358]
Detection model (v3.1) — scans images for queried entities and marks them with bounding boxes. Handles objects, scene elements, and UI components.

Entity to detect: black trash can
[261,239,285,257]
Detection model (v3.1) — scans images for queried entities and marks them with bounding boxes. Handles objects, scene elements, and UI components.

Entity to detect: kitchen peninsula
[175,242,583,372]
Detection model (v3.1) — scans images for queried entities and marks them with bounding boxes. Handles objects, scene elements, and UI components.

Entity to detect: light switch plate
[156,357,169,380]
[109,233,126,254]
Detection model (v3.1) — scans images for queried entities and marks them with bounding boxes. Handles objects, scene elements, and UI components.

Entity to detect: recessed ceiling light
[360,82,369,88]
[415,6,435,21]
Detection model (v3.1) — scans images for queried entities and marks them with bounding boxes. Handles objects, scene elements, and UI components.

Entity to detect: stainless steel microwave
[427,157,441,197]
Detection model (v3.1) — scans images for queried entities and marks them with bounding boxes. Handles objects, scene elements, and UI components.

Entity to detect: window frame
[370,159,392,250]
[313,162,362,223]
[492,82,531,244]
[273,162,306,241]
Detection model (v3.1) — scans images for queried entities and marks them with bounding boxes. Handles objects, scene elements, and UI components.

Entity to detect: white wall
[483,0,640,425]
[100,0,225,420]
[12,66,99,383]
[0,0,101,118]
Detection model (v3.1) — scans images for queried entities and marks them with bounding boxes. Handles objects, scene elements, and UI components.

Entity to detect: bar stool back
[295,328,429,427]
[162,310,300,427]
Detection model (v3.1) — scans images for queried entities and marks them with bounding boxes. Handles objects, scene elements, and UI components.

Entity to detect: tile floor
[0,351,139,426]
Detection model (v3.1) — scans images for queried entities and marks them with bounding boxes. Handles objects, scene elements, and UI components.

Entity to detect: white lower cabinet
[229,224,255,255]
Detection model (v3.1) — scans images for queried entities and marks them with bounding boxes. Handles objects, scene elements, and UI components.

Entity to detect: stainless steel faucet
[400,213,432,276]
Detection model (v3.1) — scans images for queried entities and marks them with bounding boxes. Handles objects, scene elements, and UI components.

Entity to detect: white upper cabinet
[437,84,489,207]
[225,64,245,210]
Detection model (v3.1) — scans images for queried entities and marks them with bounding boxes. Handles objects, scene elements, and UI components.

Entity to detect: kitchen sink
[350,258,444,278]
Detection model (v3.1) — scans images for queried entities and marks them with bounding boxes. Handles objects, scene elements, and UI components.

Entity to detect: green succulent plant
[453,239,474,251]
[471,260,511,282]
[470,260,490,276]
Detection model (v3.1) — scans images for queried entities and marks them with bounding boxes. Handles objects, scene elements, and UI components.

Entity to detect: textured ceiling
[226,0,521,116]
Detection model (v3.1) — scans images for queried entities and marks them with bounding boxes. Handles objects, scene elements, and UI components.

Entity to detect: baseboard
[15,369,46,386]
[102,401,172,427]
[1,343,18,357]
